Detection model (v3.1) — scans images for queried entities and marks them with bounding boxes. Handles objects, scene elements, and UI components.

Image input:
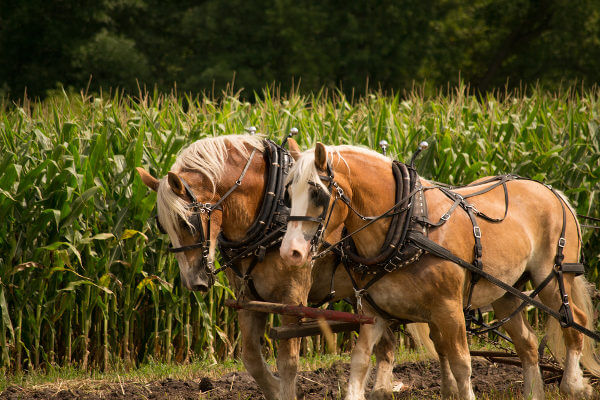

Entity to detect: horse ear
[136,167,159,192]
[288,138,302,161]
[167,172,186,196]
[314,142,328,171]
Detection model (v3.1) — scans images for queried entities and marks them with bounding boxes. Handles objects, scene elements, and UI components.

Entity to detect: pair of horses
[137,135,430,400]
[138,134,599,400]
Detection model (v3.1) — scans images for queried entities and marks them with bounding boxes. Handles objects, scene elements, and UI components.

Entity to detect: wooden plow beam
[224,299,374,339]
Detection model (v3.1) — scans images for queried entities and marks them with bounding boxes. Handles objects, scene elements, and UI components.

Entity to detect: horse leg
[346,316,387,400]
[276,315,301,400]
[371,326,396,400]
[538,277,594,399]
[430,305,475,400]
[491,293,544,400]
[238,310,280,400]
[428,323,459,398]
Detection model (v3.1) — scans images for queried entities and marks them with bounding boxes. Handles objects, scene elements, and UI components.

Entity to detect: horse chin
[180,270,211,292]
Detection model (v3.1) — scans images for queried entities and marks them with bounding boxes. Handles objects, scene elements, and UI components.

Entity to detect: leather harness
[293,161,600,341]
[157,139,293,301]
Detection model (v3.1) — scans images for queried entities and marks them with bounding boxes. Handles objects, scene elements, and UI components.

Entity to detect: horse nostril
[292,250,302,260]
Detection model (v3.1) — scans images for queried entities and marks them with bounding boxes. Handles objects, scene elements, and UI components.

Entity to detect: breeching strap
[407,231,600,342]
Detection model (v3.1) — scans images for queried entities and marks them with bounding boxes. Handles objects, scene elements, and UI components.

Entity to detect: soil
[0,358,594,400]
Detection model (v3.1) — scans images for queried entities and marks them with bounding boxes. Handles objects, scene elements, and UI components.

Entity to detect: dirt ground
[0,358,595,400]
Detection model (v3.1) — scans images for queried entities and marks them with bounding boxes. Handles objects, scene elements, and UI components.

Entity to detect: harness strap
[407,231,600,342]
[229,257,265,302]
[341,261,411,324]
[415,197,461,227]
[546,185,578,328]
[312,242,341,308]
[465,308,514,343]
[468,270,555,335]
[313,186,421,259]
[419,175,513,228]
[212,149,257,211]
[463,202,483,312]
[215,225,286,274]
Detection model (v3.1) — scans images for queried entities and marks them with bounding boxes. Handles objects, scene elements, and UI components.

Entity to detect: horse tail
[406,322,437,357]
[546,275,600,377]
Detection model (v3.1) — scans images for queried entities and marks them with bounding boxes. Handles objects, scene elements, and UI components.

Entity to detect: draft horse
[280,142,600,400]
[137,135,430,400]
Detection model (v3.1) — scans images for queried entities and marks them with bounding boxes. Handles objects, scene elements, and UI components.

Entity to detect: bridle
[157,149,258,273]
[286,160,419,258]
[286,161,343,253]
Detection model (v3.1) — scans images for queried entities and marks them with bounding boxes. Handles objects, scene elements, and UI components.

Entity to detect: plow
[225,299,598,383]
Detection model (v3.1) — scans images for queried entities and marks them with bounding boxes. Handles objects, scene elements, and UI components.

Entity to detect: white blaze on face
[281,177,323,266]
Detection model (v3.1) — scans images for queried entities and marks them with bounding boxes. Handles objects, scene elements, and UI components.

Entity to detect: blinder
[287,161,338,250]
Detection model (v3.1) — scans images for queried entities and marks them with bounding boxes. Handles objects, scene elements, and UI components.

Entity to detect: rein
[290,156,600,341]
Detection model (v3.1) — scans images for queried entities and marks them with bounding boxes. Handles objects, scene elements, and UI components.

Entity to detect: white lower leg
[371,330,395,397]
[449,360,475,400]
[522,363,544,400]
[438,354,459,398]
[371,357,393,396]
[560,350,592,398]
[345,320,385,400]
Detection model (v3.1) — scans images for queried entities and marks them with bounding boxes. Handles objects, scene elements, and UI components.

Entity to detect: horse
[136,135,432,400]
[280,142,600,400]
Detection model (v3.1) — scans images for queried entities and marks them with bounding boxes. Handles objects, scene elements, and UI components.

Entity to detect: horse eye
[310,186,329,208]
[183,214,200,234]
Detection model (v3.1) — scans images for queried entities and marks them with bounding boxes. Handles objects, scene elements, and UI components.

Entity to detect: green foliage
[72,29,150,89]
[1,0,600,98]
[0,86,598,374]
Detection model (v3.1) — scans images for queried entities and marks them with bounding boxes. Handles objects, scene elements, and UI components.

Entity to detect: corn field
[0,86,598,374]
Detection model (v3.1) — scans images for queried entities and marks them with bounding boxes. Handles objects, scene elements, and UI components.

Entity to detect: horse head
[281,142,352,266]
[137,135,266,292]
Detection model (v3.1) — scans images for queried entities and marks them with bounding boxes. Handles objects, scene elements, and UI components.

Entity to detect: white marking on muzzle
[281,183,315,266]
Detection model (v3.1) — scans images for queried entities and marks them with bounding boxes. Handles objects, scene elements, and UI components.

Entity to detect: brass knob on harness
[378,140,389,156]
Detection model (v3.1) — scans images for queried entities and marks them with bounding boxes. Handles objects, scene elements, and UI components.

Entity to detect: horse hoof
[368,389,393,400]
[560,381,596,399]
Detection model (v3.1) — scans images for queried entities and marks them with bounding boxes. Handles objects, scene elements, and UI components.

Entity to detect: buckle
[466,204,479,214]
[473,226,482,238]
[558,237,566,248]
[441,213,450,221]
[384,262,396,273]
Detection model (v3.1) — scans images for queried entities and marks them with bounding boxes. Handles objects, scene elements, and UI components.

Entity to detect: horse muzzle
[280,235,312,266]
[180,261,215,292]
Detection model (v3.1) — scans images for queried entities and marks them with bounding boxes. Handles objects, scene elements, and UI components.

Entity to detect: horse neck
[336,150,397,258]
[219,148,267,242]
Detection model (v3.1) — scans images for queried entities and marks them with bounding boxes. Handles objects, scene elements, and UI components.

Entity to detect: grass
[0,357,245,391]
[0,349,577,399]
[0,341,431,392]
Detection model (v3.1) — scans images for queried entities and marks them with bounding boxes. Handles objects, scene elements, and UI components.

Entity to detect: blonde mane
[156,134,265,237]
[287,144,389,192]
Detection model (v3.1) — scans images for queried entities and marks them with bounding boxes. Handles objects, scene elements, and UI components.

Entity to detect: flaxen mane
[287,145,385,193]
[156,135,264,239]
